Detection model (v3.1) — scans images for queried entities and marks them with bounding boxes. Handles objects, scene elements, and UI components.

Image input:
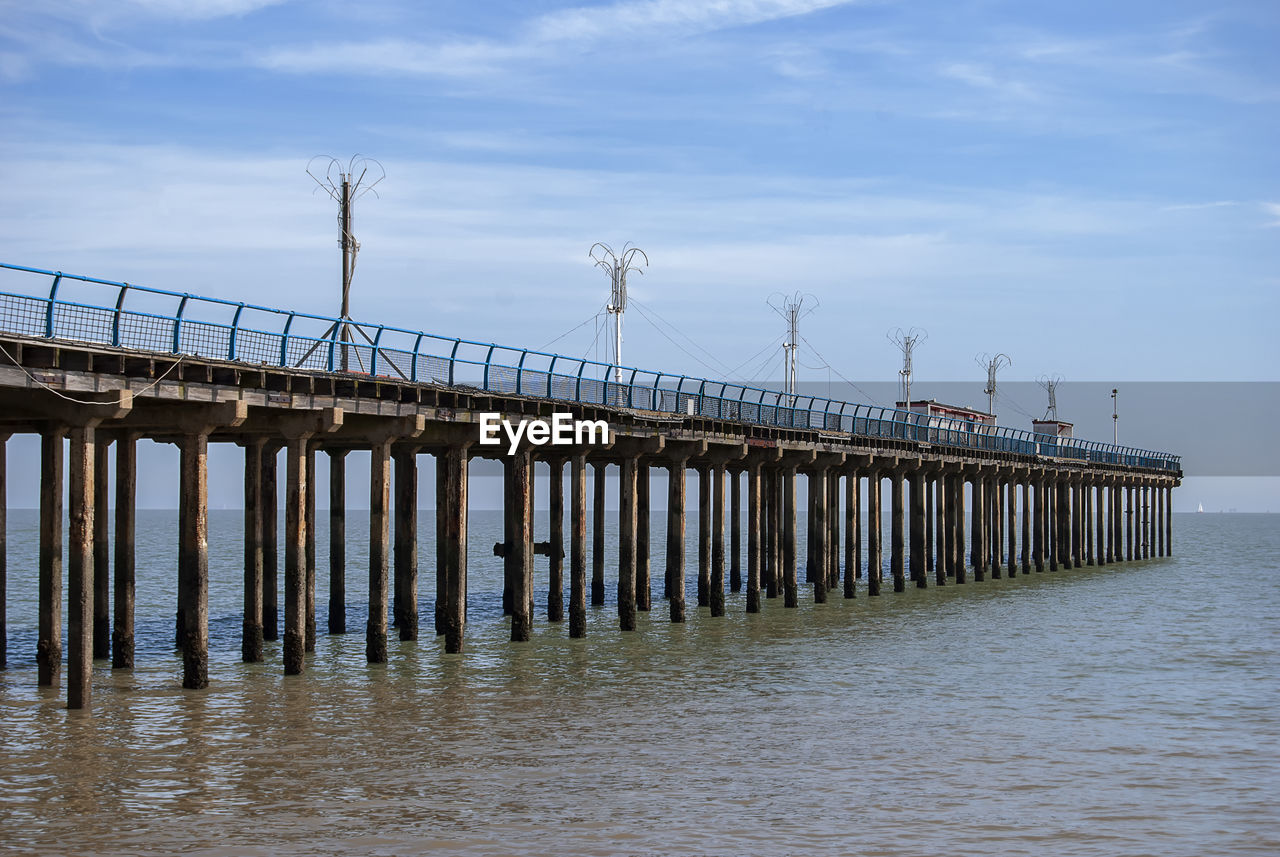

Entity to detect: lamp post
[1111,388,1118,444]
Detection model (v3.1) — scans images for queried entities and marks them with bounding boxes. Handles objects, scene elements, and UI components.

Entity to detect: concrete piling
[636,462,651,611]
[746,462,762,613]
[66,426,95,709]
[891,469,905,593]
[92,439,110,660]
[570,454,588,638]
[367,438,391,664]
[329,449,347,635]
[178,432,210,689]
[618,456,637,631]
[710,462,726,616]
[38,427,65,688]
[592,463,606,607]
[393,448,418,641]
[113,434,136,669]
[442,447,469,654]
[666,459,687,623]
[242,439,264,663]
[548,457,565,622]
[866,470,882,595]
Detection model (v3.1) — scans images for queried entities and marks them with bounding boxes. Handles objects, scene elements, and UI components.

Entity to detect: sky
[1,0,1277,509]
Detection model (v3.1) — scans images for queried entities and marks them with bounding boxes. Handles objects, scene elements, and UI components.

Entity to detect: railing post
[575,360,586,403]
[44,273,62,338]
[410,332,424,382]
[228,303,244,360]
[370,326,385,376]
[548,356,558,398]
[172,295,190,354]
[326,318,340,371]
[279,312,295,367]
[482,345,496,392]
[110,284,130,348]
[515,349,528,395]
[448,339,461,386]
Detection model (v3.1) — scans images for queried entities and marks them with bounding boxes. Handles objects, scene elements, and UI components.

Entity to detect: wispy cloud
[1263,203,1280,228]
[260,0,861,77]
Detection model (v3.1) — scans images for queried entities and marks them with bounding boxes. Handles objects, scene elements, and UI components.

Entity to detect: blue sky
[1,0,1277,506]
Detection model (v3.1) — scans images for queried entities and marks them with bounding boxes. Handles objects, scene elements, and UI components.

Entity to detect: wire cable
[797,334,883,405]
[0,341,184,404]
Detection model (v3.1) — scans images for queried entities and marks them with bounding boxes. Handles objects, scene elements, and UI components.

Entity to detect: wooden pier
[0,330,1179,711]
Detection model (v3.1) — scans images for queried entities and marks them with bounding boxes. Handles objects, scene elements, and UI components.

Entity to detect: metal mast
[1112,388,1118,443]
[889,328,927,409]
[590,242,648,383]
[1038,375,1062,421]
[768,292,816,404]
[307,155,384,371]
[976,352,1012,419]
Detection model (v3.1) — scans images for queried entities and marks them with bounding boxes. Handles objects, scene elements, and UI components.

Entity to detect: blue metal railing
[0,262,1180,472]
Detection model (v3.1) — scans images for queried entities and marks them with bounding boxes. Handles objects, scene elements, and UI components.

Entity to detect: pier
[0,263,1181,710]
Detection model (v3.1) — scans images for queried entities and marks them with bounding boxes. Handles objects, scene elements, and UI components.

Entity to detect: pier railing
[0,262,1180,472]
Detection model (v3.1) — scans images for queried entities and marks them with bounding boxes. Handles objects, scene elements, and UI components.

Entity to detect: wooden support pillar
[828,475,840,591]
[92,439,110,660]
[909,468,926,589]
[1050,479,1063,571]
[636,462,651,611]
[67,426,95,709]
[1003,480,1013,580]
[113,434,137,669]
[730,469,742,594]
[1032,478,1044,572]
[782,465,798,608]
[810,468,827,604]
[592,462,606,607]
[1164,485,1173,556]
[845,469,859,597]
[866,470,882,595]
[441,447,469,654]
[1142,484,1151,560]
[179,432,211,688]
[765,469,778,599]
[747,462,762,613]
[890,470,905,593]
[261,445,279,641]
[666,460,687,623]
[1084,480,1094,565]
[618,456,637,631]
[329,449,347,635]
[1072,480,1084,568]
[971,476,986,582]
[953,475,966,583]
[393,449,419,641]
[38,426,65,687]
[548,458,565,622]
[509,451,533,642]
[710,462,726,616]
[1126,485,1135,562]
[697,466,711,608]
[1020,481,1030,573]
[283,437,309,675]
[568,454,588,636]
[934,471,947,586]
[367,438,391,663]
[924,474,935,583]
[304,444,317,651]
[991,479,1003,578]
[241,439,264,663]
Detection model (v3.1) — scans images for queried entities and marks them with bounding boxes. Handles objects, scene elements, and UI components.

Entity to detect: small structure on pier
[1032,419,1074,438]
[896,399,997,430]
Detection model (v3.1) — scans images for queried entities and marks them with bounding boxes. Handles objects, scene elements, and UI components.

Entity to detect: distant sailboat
[1197,503,1204,513]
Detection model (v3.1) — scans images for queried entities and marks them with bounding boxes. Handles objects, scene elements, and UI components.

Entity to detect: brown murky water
[1,512,1277,856]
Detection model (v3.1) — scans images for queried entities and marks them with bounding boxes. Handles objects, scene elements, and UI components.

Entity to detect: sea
[0,510,1276,856]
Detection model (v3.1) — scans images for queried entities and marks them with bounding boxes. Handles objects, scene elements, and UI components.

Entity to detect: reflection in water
[1,512,1277,855]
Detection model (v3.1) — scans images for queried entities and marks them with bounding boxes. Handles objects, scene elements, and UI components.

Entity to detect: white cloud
[1263,202,1280,228]
[260,0,860,77]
